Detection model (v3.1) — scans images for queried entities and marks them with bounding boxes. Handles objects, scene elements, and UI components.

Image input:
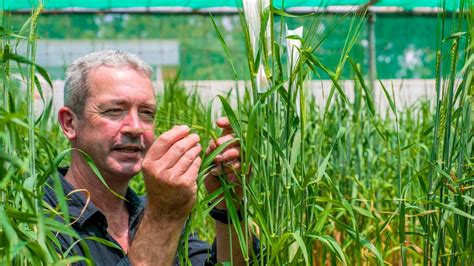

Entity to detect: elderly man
[44,50,253,265]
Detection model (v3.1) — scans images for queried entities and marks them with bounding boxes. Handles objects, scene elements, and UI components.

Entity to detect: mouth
[113,145,144,154]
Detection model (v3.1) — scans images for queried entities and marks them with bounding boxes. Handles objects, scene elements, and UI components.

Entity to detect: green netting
[2,0,465,12]
[374,0,462,10]
[6,13,466,80]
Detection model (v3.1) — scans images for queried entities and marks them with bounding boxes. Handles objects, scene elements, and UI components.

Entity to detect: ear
[58,107,79,141]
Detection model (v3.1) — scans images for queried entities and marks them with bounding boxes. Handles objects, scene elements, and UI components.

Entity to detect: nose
[121,110,144,137]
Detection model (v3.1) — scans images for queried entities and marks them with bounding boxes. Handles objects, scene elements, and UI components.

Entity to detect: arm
[214,221,248,265]
[205,117,250,265]
[129,125,202,265]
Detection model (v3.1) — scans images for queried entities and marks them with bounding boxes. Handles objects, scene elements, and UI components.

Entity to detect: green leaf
[245,100,260,173]
[200,138,236,176]
[64,236,124,258]
[77,149,126,201]
[218,95,242,140]
[308,235,347,265]
[303,50,351,107]
[3,49,53,88]
[423,201,474,220]
[348,57,375,115]
[54,256,91,266]
[210,15,238,80]
[291,231,309,265]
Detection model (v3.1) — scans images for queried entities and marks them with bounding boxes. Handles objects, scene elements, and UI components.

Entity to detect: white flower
[286,26,304,116]
[243,0,271,92]
[286,26,303,73]
[256,63,269,93]
[243,0,271,60]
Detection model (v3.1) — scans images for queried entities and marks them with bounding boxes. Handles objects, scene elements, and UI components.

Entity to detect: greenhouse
[1,0,472,265]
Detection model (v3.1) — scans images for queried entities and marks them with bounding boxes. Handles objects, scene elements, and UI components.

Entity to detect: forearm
[129,210,186,266]
[215,220,249,265]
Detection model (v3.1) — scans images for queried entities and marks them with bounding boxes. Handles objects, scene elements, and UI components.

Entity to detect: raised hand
[141,125,202,221]
[205,117,243,209]
[130,126,202,264]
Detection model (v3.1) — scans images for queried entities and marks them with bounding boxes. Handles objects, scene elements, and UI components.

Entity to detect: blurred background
[2,0,467,111]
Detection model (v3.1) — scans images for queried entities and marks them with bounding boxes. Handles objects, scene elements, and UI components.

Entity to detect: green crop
[1,1,472,265]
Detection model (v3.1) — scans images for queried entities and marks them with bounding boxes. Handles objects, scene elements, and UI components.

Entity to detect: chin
[118,166,142,178]
[107,161,142,181]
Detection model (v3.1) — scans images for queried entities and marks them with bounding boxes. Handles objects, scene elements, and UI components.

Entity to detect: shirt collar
[45,168,145,229]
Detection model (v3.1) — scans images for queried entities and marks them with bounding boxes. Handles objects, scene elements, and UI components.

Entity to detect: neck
[65,151,130,219]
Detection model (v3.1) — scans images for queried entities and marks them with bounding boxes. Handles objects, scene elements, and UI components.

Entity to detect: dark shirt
[43,168,214,265]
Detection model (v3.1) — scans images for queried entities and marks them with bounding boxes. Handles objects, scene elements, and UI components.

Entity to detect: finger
[206,135,238,155]
[225,172,241,185]
[173,144,202,175]
[209,160,241,176]
[145,125,190,160]
[207,136,239,164]
[224,160,241,173]
[215,147,240,163]
[205,139,217,155]
[216,117,230,128]
[215,134,238,147]
[182,156,202,186]
[209,163,225,176]
[160,134,200,168]
[216,117,234,135]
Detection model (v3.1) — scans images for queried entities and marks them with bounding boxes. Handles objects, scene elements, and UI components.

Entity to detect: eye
[139,110,156,122]
[102,108,124,117]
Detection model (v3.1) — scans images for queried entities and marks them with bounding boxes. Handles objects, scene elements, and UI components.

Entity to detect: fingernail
[180,125,189,131]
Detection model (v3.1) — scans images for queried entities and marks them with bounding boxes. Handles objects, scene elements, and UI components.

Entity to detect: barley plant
[0,7,91,265]
[202,0,473,265]
[0,0,473,265]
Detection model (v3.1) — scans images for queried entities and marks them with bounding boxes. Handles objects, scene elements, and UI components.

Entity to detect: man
[44,50,254,265]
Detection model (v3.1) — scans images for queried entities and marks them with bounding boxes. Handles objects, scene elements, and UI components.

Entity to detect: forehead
[86,66,155,105]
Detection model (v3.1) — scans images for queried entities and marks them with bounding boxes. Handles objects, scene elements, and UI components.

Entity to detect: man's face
[74,66,156,181]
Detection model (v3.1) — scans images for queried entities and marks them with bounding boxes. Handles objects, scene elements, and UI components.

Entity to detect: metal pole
[368,12,377,91]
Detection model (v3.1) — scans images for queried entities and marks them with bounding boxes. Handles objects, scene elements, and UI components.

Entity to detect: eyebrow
[140,102,157,110]
[102,100,156,110]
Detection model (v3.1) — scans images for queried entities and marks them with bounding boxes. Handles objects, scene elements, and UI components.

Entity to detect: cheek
[143,131,155,147]
[90,120,122,138]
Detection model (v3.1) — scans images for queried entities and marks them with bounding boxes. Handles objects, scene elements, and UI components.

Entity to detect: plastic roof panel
[1,0,465,12]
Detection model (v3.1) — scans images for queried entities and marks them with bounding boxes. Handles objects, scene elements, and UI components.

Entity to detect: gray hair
[64,50,153,117]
